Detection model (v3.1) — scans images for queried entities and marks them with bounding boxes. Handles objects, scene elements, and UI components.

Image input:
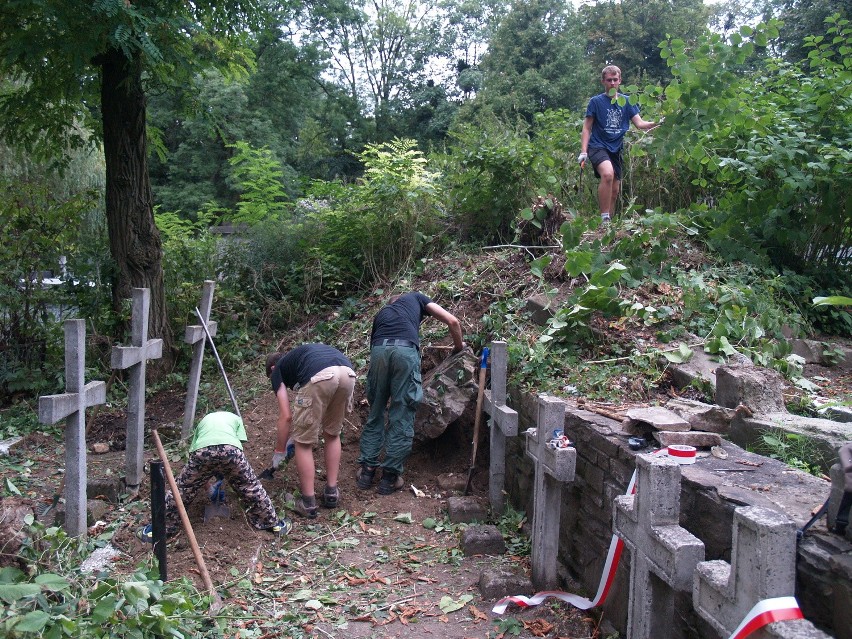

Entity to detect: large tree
[0,1,269,357]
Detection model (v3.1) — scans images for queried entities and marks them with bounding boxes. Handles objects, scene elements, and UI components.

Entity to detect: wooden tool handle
[151,429,221,608]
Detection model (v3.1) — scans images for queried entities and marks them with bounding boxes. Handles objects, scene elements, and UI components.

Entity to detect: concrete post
[484,341,519,515]
[38,320,106,537]
[614,453,705,639]
[694,506,831,639]
[527,395,576,589]
[182,281,216,439]
[111,288,163,491]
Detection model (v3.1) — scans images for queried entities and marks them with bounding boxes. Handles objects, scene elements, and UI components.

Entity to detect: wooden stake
[151,429,222,612]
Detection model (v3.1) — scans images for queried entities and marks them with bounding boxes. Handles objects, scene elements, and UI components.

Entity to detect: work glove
[577,152,588,165]
[272,438,296,469]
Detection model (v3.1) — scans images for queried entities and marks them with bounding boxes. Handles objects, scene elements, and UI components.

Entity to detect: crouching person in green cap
[138,411,291,541]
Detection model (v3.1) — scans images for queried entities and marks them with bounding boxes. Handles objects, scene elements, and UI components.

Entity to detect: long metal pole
[194,307,240,418]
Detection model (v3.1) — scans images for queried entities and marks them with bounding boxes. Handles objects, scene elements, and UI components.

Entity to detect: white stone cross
[614,453,705,639]
[483,341,518,514]
[182,280,217,439]
[527,394,576,589]
[111,288,163,492]
[694,506,830,639]
[38,320,106,537]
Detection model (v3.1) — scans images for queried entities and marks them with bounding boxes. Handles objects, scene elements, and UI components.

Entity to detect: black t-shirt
[271,344,352,392]
[370,292,432,346]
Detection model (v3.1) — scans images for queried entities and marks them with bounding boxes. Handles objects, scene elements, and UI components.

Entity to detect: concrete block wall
[501,389,851,639]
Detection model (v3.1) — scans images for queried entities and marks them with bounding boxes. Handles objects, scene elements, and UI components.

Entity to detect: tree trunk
[100,48,174,366]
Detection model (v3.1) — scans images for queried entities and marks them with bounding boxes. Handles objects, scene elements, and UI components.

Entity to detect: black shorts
[589,147,623,181]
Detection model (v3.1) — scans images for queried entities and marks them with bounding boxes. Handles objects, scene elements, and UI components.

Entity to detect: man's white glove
[272,451,287,469]
[272,438,296,469]
[577,152,588,165]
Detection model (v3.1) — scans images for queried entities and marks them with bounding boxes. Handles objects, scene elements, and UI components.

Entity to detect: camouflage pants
[165,444,277,536]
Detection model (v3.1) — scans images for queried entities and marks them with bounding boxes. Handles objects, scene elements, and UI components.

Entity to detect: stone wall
[502,389,852,639]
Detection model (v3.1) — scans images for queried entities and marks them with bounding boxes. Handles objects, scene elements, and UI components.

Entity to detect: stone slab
[447,495,488,523]
[461,524,506,556]
[414,349,479,441]
[665,398,735,434]
[479,566,533,600]
[654,430,724,448]
[626,406,691,432]
[716,365,787,413]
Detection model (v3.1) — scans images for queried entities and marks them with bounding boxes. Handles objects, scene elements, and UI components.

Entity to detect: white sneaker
[601,213,611,224]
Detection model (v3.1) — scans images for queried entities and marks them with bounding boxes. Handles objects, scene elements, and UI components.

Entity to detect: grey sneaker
[377,472,404,495]
[292,496,318,519]
[601,213,611,224]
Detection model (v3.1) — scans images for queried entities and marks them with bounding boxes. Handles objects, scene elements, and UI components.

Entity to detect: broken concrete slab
[789,339,832,365]
[479,566,533,600]
[666,344,752,391]
[414,349,479,441]
[625,406,691,432]
[461,525,506,556]
[665,398,735,434]
[654,430,724,448]
[716,365,787,413]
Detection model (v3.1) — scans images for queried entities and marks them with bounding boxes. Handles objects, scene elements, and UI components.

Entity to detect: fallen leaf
[469,604,487,622]
[523,618,554,636]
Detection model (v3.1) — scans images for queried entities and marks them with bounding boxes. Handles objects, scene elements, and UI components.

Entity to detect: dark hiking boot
[377,472,404,495]
[356,465,377,490]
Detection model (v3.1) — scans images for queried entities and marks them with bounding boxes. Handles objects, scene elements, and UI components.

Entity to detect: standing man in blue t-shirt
[357,292,465,495]
[578,65,660,224]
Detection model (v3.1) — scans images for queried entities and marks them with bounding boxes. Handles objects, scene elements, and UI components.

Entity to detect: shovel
[464,347,490,496]
[203,477,230,521]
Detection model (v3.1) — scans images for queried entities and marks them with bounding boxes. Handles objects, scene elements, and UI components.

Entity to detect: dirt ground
[11,378,601,639]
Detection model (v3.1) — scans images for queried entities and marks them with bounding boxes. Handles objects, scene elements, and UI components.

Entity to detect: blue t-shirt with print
[585,93,640,153]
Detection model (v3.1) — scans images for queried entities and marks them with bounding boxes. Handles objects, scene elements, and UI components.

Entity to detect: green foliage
[226,141,292,224]
[440,117,538,241]
[2,521,223,638]
[314,138,444,284]
[0,178,100,399]
[756,429,827,475]
[655,17,851,282]
[495,504,531,557]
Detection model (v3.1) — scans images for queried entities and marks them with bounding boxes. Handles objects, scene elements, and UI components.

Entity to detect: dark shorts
[589,147,623,181]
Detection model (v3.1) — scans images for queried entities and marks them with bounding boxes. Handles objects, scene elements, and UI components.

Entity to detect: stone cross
[182,280,217,439]
[526,394,576,589]
[111,288,163,492]
[38,320,106,537]
[694,506,830,639]
[614,453,705,639]
[483,341,518,515]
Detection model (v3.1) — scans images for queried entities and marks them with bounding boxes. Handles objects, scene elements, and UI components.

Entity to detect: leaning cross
[694,506,831,639]
[38,320,106,537]
[111,288,163,492]
[182,280,217,439]
[483,341,518,514]
[527,394,576,589]
[614,453,705,639]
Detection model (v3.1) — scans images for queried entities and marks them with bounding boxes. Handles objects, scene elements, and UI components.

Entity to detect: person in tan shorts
[265,344,356,518]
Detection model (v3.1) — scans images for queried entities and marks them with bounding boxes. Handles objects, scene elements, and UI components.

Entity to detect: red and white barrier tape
[492,468,639,615]
[726,596,803,639]
[493,453,806,639]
